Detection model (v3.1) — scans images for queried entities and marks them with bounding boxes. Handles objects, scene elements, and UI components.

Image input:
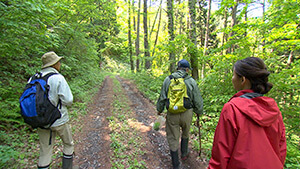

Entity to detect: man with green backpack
[156,59,203,169]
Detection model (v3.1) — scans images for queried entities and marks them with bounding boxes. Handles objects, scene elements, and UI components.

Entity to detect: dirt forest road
[72,76,208,169]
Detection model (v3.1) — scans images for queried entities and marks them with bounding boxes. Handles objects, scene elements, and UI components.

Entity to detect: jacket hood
[171,70,188,79]
[230,90,280,127]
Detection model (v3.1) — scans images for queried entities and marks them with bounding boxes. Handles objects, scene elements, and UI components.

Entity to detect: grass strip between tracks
[107,76,146,168]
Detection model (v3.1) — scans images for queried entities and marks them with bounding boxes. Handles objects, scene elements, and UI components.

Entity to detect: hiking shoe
[181,152,189,161]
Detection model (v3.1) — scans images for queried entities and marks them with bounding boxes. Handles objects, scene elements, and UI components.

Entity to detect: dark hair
[234,57,273,94]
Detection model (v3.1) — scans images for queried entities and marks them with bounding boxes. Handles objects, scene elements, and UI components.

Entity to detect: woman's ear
[241,77,252,90]
[241,76,245,82]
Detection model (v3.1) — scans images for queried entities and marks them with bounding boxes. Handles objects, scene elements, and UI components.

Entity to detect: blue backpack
[19,72,61,129]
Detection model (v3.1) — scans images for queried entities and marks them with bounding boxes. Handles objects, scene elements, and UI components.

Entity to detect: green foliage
[285,134,300,168]
[265,58,300,168]
[102,36,129,63]
[0,145,19,168]
[0,0,119,126]
[0,0,118,167]
[122,71,165,102]
[153,122,160,131]
[0,130,20,168]
[152,34,202,71]
[0,128,40,168]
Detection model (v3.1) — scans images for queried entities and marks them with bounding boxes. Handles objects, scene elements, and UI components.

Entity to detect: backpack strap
[41,72,62,109]
[30,72,57,82]
[39,73,61,130]
[39,73,60,145]
[184,75,192,80]
[44,73,60,145]
[30,72,42,82]
[239,92,263,99]
[42,72,58,82]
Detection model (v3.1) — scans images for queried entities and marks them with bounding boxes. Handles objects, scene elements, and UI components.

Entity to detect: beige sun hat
[41,51,63,68]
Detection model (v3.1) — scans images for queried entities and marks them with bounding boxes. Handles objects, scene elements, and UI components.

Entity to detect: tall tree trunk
[179,0,183,35]
[197,0,206,46]
[229,0,238,53]
[133,1,137,71]
[136,0,141,72]
[202,0,211,79]
[222,7,228,55]
[144,0,151,69]
[128,0,133,72]
[244,2,248,37]
[151,0,163,58]
[134,15,136,52]
[287,51,293,66]
[187,15,190,37]
[189,0,199,80]
[149,0,162,38]
[167,0,175,72]
[262,0,265,53]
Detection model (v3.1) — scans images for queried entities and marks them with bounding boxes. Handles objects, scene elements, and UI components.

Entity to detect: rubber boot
[62,153,73,169]
[181,138,189,160]
[170,150,180,169]
[37,164,49,169]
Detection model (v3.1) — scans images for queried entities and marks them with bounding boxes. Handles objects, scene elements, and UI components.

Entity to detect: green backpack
[166,75,192,113]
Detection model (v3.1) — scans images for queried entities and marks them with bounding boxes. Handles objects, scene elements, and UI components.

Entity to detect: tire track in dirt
[73,76,113,168]
[116,76,171,169]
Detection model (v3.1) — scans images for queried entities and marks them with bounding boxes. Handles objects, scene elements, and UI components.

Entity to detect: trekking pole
[196,113,202,157]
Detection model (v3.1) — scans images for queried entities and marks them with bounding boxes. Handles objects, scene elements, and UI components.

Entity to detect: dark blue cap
[177,59,191,69]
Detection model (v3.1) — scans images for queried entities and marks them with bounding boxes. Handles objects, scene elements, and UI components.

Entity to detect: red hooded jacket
[208,90,286,169]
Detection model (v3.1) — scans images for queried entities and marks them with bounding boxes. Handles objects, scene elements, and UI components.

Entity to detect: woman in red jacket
[208,57,287,169]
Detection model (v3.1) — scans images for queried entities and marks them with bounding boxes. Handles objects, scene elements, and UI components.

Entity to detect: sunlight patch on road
[128,119,151,133]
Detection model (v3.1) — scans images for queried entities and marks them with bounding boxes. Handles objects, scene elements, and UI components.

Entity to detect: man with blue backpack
[156,59,203,169]
[20,51,74,169]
